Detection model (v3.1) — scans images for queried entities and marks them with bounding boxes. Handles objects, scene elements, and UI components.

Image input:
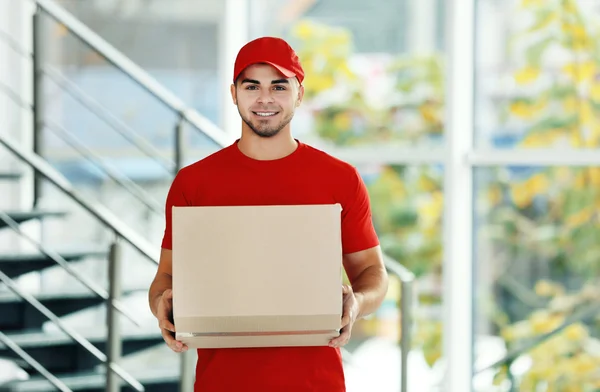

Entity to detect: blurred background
[1,0,600,391]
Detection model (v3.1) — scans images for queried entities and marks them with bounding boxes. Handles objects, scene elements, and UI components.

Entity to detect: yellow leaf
[574,170,587,189]
[562,61,595,82]
[487,185,502,206]
[527,173,550,194]
[578,101,594,125]
[589,163,600,185]
[534,280,556,297]
[563,323,588,341]
[292,20,314,40]
[566,206,593,228]
[530,311,563,333]
[511,182,533,208]
[333,112,352,130]
[515,66,541,84]
[521,0,544,7]
[563,96,578,113]
[562,0,579,14]
[419,103,439,124]
[510,102,535,119]
[561,22,588,41]
[590,84,600,101]
[556,167,572,182]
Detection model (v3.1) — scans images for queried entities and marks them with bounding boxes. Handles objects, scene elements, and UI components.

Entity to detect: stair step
[0,289,140,331]
[0,329,162,375]
[0,171,22,180]
[0,248,107,279]
[0,210,68,229]
[2,366,179,392]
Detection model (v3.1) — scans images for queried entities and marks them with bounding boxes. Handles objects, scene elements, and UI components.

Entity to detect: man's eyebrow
[240,78,289,85]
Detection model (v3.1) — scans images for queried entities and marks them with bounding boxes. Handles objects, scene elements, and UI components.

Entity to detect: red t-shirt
[161,139,379,392]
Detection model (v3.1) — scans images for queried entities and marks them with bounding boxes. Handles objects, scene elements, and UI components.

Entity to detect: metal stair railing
[0,65,165,217]
[0,270,144,392]
[474,302,600,390]
[0,133,158,392]
[382,254,415,392]
[32,0,232,177]
[0,330,72,392]
[0,210,140,327]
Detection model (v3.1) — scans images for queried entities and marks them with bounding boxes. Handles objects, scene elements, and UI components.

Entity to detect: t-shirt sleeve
[161,171,190,250]
[341,167,380,254]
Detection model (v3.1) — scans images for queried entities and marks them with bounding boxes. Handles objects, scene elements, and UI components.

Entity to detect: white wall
[0,0,36,256]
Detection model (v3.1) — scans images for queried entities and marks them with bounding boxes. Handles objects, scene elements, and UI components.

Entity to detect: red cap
[233,37,304,85]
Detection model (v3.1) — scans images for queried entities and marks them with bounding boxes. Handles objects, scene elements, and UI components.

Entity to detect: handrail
[382,254,415,392]
[0,331,72,392]
[34,0,234,149]
[0,29,176,176]
[42,66,175,174]
[0,71,166,217]
[45,120,164,215]
[475,302,600,375]
[0,270,144,392]
[0,210,140,327]
[0,134,158,265]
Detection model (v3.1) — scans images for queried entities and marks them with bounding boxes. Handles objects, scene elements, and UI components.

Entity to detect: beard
[238,107,294,138]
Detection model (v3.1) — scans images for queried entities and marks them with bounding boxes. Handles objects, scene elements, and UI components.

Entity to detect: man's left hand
[329,284,359,348]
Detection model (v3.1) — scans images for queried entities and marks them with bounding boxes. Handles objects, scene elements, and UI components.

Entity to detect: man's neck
[237,129,298,161]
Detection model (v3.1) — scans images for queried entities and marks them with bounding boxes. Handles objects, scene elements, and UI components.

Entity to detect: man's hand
[329,284,359,348]
[157,289,188,353]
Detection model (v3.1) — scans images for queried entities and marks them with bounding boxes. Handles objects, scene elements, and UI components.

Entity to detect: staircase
[0,0,230,390]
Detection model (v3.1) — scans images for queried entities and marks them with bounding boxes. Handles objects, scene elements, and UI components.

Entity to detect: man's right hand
[157,288,188,353]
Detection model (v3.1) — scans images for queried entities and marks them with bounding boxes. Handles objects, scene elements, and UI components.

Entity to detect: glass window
[475,0,600,149]
[473,165,600,390]
[249,0,445,148]
[352,163,444,390]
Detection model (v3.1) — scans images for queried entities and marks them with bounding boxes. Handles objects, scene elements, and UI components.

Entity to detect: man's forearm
[149,272,172,318]
[351,265,389,319]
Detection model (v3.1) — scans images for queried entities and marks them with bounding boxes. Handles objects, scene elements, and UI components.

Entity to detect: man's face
[231,63,304,138]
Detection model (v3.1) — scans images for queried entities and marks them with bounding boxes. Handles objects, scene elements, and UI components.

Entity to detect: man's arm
[149,248,173,318]
[343,245,389,319]
[330,245,388,347]
[149,248,187,352]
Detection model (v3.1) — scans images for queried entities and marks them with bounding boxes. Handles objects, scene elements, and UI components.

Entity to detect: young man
[149,36,388,392]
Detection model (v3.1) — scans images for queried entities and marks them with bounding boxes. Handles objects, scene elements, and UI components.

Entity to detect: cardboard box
[172,204,343,349]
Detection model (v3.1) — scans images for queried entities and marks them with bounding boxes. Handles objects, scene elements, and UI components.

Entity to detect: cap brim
[262,62,296,79]
[234,61,297,83]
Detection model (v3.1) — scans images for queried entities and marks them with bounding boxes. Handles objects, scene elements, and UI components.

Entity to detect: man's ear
[296,84,305,107]
[230,83,237,105]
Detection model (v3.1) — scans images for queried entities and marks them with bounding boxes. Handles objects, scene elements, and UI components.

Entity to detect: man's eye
[274,86,286,91]
[246,85,258,90]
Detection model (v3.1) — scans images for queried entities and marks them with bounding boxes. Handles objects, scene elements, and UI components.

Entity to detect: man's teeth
[255,112,276,117]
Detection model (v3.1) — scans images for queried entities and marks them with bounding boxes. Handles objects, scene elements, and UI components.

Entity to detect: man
[149,36,388,392]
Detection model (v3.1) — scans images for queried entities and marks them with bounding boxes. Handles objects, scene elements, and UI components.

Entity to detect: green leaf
[390,204,419,228]
[527,115,578,135]
[526,37,555,67]
[528,9,557,33]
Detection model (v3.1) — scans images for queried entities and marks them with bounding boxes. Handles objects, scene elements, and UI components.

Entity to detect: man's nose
[257,89,274,103]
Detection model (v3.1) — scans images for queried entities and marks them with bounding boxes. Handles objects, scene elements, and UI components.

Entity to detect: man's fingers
[163,289,173,300]
[342,285,350,295]
[159,319,176,333]
[161,328,188,353]
[161,327,176,345]
[340,313,351,329]
[329,329,351,348]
